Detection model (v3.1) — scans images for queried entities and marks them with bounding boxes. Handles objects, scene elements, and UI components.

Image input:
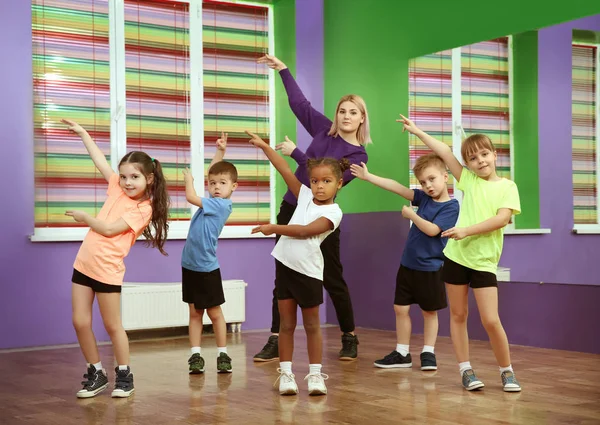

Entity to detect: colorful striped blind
[33,0,272,233]
[461,38,511,179]
[33,0,111,227]
[408,50,454,196]
[572,44,597,225]
[124,0,191,221]
[202,0,271,225]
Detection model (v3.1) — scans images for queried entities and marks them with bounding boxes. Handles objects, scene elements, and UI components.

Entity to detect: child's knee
[450,307,468,322]
[189,307,204,321]
[422,309,438,320]
[72,314,91,332]
[393,304,410,317]
[206,306,223,322]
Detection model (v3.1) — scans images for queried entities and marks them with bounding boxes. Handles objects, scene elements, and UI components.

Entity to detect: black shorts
[442,257,498,288]
[276,260,323,308]
[182,267,225,310]
[394,265,447,311]
[72,269,122,293]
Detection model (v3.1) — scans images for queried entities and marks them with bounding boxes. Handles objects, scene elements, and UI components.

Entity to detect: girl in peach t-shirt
[61,119,170,399]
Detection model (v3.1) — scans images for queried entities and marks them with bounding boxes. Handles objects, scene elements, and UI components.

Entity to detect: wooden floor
[1,327,600,425]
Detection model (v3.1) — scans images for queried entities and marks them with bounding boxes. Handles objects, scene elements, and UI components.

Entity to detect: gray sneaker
[501,371,521,392]
[462,369,484,391]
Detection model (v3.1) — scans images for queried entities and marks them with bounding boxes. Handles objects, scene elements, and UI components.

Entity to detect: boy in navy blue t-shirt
[350,153,459,370]
[181,133,238,375]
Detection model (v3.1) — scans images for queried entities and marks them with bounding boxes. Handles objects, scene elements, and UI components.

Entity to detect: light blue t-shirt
[181,197,232,272]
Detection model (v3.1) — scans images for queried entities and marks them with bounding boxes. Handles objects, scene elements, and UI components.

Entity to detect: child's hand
[396,114,419,135]
[401,205,416,219]
[216,132,227,151]
[251,224,274,235]
[182,167,194,184]
[275,136,296,156]
[441,227,469,240]
[350,162,370,180]
[65,210,87,223]
[61,119,87,136]
[257,54,287,71]
[245,130,268,149]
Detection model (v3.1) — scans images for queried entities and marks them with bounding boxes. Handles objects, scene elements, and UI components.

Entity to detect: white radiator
[121,280,247,332]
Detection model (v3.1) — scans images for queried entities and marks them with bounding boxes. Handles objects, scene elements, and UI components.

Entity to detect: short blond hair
[328,94,372,145]
[413,153,447,179]
[461,134,496,163]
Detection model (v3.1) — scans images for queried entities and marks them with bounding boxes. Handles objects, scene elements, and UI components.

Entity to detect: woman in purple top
[253,54,370,361]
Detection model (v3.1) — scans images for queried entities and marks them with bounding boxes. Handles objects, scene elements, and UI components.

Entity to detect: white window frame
[31,0,276,242]
[572,41,600,234]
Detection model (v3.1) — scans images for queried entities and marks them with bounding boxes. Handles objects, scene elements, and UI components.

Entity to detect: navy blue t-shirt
[401,190,460,272]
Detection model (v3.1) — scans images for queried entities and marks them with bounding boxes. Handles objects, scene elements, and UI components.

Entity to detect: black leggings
[270,200,356,333]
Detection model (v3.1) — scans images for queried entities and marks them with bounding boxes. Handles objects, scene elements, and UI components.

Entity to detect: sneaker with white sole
[501,371,522,392]
[274,368,298,395]
[111,366,135,398]
[76,365,108,398]
[462,368,484,391]
[305,372,328,396]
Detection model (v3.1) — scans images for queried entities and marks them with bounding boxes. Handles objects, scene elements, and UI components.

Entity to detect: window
[572,42,599,230]
[409,37,512,205]
[32,0,273,241]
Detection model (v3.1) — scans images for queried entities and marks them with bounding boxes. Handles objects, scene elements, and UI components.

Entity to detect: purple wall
[0,0,324,350]
[501,15,600,285]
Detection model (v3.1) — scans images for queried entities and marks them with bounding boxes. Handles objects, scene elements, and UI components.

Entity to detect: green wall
[512,32,540,229]
[273,0,296,202]
[324,0,600,213]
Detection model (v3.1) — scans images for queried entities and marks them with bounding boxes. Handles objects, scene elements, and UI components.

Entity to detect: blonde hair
[412,153,447,179]
[461,134,496,163]
[328,94,372,145]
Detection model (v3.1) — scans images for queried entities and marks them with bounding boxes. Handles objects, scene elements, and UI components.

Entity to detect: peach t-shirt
[73,173,152,286]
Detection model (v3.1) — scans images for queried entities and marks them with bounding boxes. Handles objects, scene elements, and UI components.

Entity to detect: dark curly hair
[306,157,351,181]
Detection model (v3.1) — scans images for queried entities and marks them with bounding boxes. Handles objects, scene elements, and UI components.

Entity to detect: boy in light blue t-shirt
[181,133,238,375]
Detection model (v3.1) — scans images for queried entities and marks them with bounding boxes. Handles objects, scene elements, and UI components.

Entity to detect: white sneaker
[275,368,298,395]
[305,372,328,396]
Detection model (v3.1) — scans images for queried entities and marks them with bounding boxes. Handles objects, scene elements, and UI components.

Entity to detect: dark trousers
[270,200,356,333]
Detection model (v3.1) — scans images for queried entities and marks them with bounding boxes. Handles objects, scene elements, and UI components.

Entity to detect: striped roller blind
[572,44,597,225]
[33,0,111,228]
[124,0,191,221]
[461,38,511,179]
[202,0,271,225]
[408,50,455,196]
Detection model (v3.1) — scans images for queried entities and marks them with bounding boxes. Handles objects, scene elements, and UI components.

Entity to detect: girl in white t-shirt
[247,130,347,396]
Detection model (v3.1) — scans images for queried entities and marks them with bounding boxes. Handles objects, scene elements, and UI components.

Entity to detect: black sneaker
[188,353,205,374]
[420,352,438,371]
[111,367,135,398]
[76,365,109,398]
[253,335,279,362]
[339,333,359,361]
[217,353,232,373]
[374,350,412,368]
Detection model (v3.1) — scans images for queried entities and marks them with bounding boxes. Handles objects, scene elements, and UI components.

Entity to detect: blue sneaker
[462,369,484,391]
[501,371,521,392]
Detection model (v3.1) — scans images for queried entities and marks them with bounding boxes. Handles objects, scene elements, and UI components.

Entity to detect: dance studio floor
[1,327,599,424]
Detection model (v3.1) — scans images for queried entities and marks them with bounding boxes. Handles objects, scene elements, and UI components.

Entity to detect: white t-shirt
[272,185,343,280]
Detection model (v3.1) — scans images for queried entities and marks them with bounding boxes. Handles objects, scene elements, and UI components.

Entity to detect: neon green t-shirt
[443,169,521,275]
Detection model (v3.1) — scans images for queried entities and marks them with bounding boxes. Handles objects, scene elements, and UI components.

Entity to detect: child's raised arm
[62,119,114,182]
[209,131,227,171]
[182,168,203,208]
[397,114,463,182]
[350,162,414,201]
[246,130,302,198]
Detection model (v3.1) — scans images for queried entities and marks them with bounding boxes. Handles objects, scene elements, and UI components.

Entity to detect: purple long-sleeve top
[279,68,368,206]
